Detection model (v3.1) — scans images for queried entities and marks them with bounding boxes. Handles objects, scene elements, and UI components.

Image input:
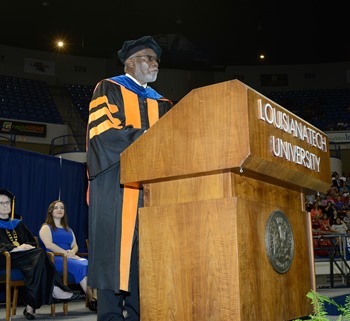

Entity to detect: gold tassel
[11,196,15,220]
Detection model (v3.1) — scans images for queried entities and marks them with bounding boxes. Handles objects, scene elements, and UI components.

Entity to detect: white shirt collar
[125,73,147,88]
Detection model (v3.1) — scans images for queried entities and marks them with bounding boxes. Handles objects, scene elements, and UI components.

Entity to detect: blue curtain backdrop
[0,145,89,251]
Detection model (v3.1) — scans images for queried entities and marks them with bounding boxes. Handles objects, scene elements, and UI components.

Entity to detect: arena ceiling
[1,0,348,70]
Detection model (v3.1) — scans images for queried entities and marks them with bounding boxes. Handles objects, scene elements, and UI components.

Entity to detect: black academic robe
[86,77,172,293]
[0,218,67,309]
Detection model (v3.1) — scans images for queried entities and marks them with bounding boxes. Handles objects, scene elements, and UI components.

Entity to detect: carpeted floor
[2,286,349,320]
[319,287,350,317]
[0,300,97,320]
[309,287,350,320]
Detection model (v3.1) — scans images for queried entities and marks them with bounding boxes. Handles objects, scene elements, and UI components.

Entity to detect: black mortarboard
[0,189,14,201]
[117,35,162,65]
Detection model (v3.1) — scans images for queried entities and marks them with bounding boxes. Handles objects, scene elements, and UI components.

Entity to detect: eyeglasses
[131,55,160,64]
[0,201,10,206]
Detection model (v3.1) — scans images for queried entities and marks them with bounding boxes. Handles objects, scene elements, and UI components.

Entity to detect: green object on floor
[293,289,350,321]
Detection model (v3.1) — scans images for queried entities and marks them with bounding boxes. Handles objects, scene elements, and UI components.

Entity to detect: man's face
[128,48,159,85]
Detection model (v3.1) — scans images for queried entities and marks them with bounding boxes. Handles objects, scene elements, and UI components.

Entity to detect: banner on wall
[24,57,55,76]
[0,119,46,137]
[327,131,350,143]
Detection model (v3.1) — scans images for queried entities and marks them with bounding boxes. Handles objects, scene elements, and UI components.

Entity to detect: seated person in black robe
[0,189,83,320]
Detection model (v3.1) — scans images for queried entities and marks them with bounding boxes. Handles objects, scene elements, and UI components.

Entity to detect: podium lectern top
[121,80,330,193]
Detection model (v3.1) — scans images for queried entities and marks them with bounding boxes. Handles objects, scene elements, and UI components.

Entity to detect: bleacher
[63,84,350,132]
[268,88,350,132]
[2,73,350,134]
[64,84,94,123]
[0,75,63,124]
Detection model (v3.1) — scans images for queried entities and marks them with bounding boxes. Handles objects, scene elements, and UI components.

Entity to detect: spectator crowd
[307,171,350,256]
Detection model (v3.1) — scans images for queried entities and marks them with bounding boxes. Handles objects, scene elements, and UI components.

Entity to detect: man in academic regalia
[86,35,173,321]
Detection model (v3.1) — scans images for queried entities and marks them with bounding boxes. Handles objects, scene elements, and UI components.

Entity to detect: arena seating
[0,75,63,124]
[64,83,350,132]
[64,84,93,123]
[2,74,350,133]
[268,88,350,132]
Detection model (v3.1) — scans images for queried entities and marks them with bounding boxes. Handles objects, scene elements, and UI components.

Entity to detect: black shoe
[23,307,36,320]
[88,298,97,312]
[52,292,85,304]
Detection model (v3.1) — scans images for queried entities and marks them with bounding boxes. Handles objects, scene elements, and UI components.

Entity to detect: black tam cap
[118,35,162,65]
[0,189,14,201]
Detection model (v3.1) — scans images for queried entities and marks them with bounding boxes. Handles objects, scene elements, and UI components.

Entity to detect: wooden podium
[120,80,330,321]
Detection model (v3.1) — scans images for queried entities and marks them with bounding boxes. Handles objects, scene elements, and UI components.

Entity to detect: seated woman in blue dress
[39,200,97,312]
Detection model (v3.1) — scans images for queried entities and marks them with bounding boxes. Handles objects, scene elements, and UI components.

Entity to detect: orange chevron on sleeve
[89,119,123,139]
[89,106,119,124]
[90,96,107,110]
[88,95,122,139]
[89,96,119,113]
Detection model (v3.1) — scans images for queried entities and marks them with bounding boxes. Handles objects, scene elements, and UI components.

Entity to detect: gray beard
[136,71,158,84]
